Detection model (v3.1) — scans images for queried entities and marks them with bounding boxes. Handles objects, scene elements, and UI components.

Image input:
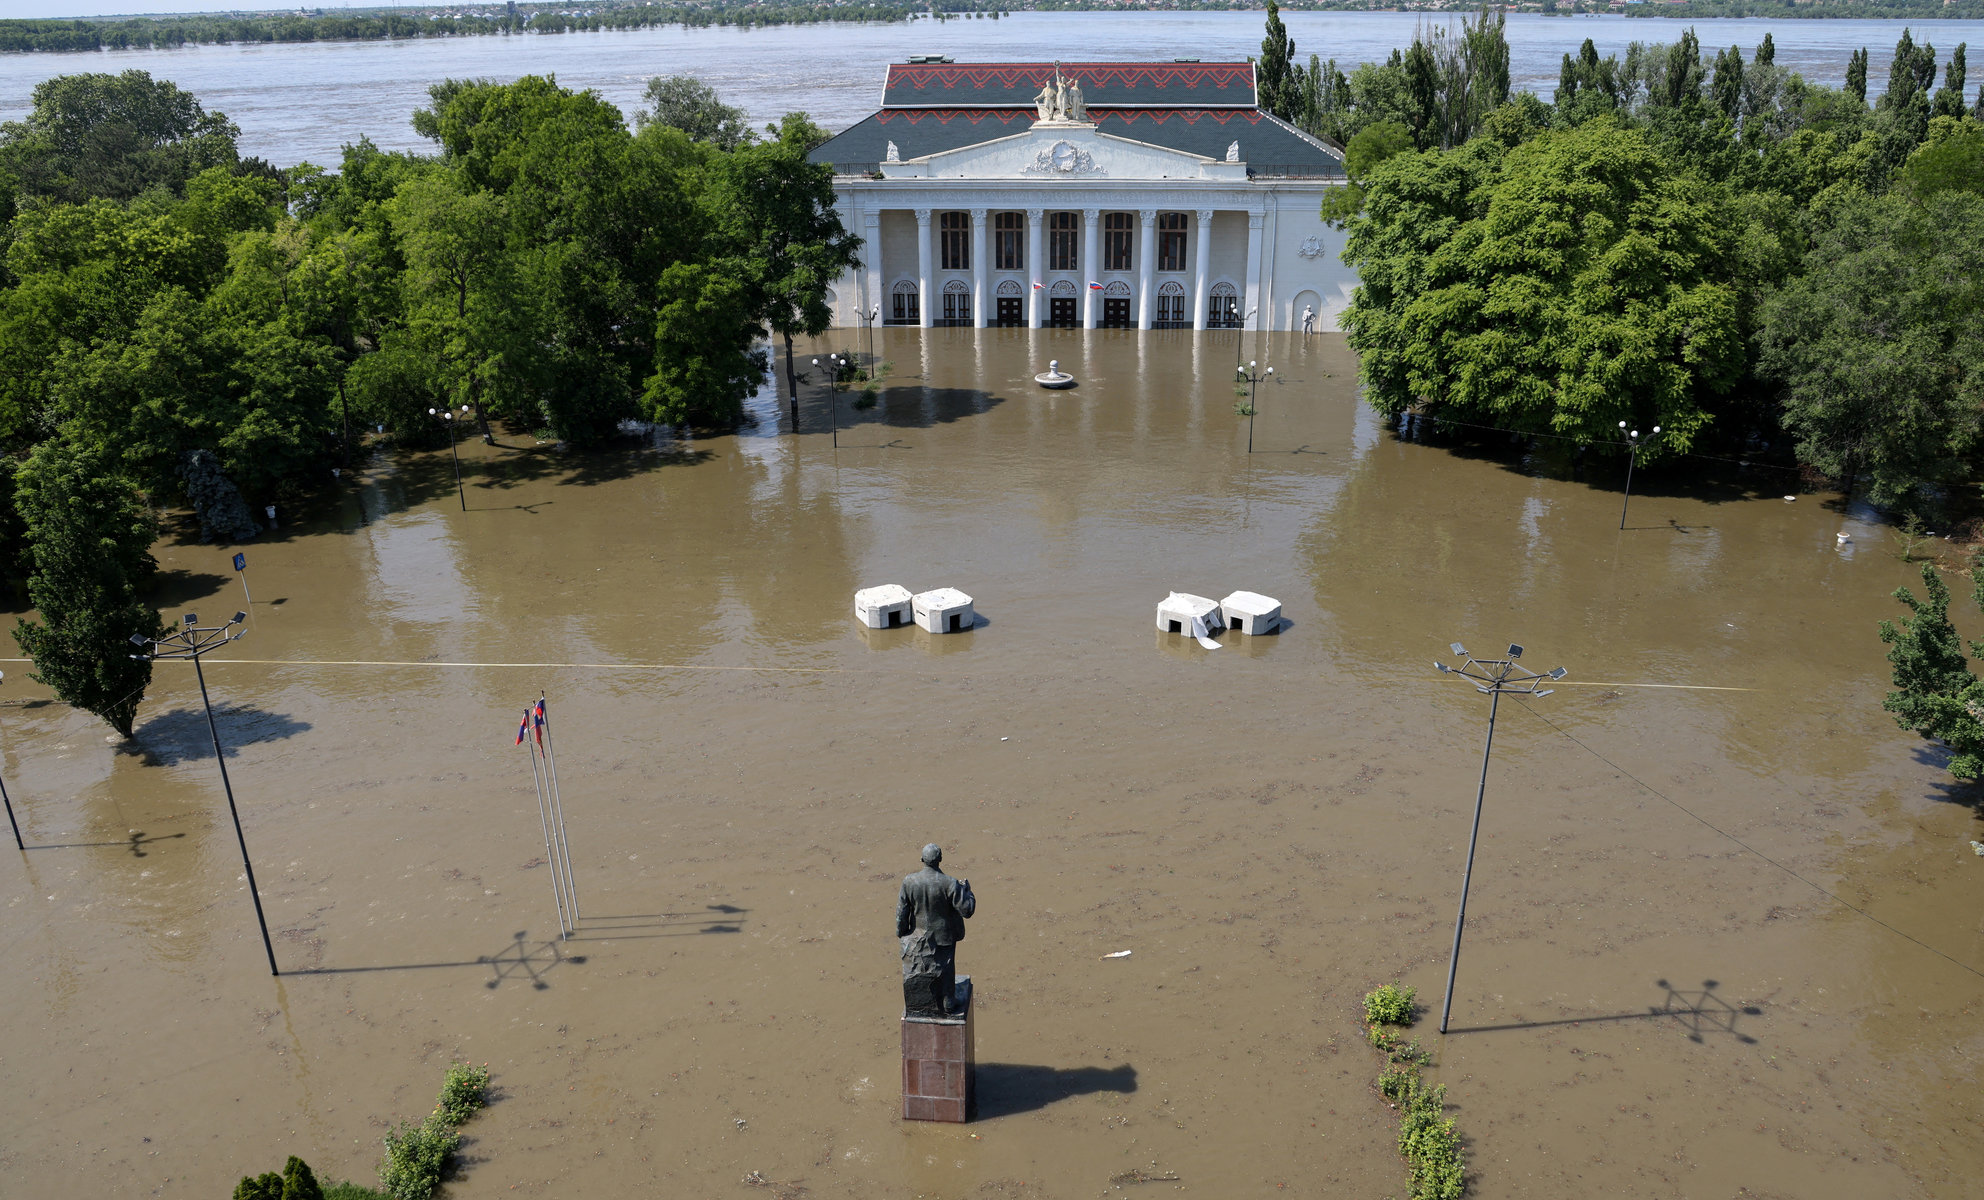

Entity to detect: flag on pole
[1031,281,1043,290]
[515,710,530,745]
[1087,281,1103,291]
[533,697,546,746]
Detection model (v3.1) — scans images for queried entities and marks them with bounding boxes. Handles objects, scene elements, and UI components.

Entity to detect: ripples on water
[3,12,1977,167]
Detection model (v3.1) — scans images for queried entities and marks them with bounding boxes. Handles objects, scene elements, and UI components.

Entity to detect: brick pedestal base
[902,977,974,1123]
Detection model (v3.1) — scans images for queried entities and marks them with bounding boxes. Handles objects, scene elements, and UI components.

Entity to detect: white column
[863,207,882,328]
[1081,208,1100,329]
[1192,208,1213,332]
[915,207,933,329]
[1242,211,1265,331]
[1136,208,1157,331]
[970,209,988,329]
[1025,207,1044,328]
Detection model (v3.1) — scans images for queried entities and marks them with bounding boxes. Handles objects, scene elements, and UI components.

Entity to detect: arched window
[1049,212,1079,271]
[940,211,970,270]
[1208,282,1239,328]
[1050,279,1078,296]
[1103,280,1132,297]
[995,279,1022,297]
[941,279,971,326]
[890,278,920,325]
[1103,212,1133,271]
[1157,212,1187,271]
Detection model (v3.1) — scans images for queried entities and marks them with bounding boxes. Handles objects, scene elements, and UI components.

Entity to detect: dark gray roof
[810,108,1342,178]
[882,61,1256,109]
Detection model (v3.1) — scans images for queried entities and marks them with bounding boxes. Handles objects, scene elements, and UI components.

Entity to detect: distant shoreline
[5,2,1981,56]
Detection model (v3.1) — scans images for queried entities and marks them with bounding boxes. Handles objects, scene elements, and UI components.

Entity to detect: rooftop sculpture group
[1033,64,1090,124]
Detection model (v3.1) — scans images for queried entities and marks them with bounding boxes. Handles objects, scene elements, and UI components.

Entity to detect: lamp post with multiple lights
[1236,361,1273,454]
[131,612,279,976]
[1432,642,1568,1033]
[1618,423,1661,530]
[429,404,472,511]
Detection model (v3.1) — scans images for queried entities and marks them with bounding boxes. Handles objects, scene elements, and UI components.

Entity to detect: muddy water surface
[2,330,1980,1199]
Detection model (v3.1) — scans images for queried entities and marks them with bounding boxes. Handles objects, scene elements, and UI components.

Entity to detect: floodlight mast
[1432,642,1569,1033]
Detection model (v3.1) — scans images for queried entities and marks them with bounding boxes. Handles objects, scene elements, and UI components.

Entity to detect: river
[1,328,1979,1198]
[3,12,1980,166]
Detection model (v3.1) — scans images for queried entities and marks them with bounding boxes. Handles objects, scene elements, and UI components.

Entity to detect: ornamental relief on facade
[1020,140,1105,177]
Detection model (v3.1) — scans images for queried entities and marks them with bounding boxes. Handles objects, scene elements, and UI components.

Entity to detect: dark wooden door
[996,297,1023,326]
[1049,297,1078,327]
[1102,298,1131,328]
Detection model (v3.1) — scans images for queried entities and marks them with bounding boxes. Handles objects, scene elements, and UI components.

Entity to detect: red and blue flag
[532,698,546,746]
[515,710,530,746]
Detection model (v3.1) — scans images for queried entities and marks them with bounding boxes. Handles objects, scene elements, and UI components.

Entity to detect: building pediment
[879,123,1247,183]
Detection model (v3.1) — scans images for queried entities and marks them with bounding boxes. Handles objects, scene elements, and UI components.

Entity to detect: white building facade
[809,60,1357,334]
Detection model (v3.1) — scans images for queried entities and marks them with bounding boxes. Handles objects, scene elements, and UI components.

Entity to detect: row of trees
[1317,21,1983,512]
[0,69,855,734]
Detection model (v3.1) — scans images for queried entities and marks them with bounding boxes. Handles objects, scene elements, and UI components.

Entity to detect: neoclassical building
[808,59,1355,333]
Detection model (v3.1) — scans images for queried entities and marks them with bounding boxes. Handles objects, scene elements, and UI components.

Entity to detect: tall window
[1158,212,1187,271]
[994,211,1024,269]
[942,283,971,325]
[940,211,970,271]
[891,281,920,325]
[1049,212,1079,271]
[1156,283,1186,325]
[1103,212,1133,271]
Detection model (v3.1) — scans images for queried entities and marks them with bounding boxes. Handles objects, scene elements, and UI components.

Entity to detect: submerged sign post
[233,552,250,607]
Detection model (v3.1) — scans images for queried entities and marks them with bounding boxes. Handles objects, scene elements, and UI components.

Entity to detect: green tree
[1847,48,1870,104]
[1879,564,1984,780]
[643,261,766,425]
[1342,121,1743,451]
[0,70,239,204]
[634,75,752,150]
[1256,1,1299,124]
[705,119,859,404]
[1758,190,1984,507]
[11,439,159,739]
[1319,120,1414,227]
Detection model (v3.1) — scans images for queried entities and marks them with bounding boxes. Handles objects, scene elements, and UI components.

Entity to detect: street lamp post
[131,613,279,976]
[813,353,846,449]
[1618,423,1662,530]
[429,404,473,511]
[1431,642,1568,1033]
[1236,360,1273,454]
[860,305,880,378]
[1234,307,1258,369]
[0,671,21,851]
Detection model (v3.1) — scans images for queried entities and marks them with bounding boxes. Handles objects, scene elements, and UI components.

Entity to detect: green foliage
[636,75,752,150]
[322,1184,390,1200]
[1757,189,1984,507]
[1879,563,1984,780]
[0,70,239,205]
[11,439,159,738]
[643,262,766,426]
[434,1062,491,1127]
[377,1119,459,1200]
[1397,1078,1465,1200]
[1364,981,1418,1026]
[180,448,260,543]
[1344,120,1741,454]
[1256,1,1299,125]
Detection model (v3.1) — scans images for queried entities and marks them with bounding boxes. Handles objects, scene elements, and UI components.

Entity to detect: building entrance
[1049,297,1078,327]
[995,297,1023,326]
[1102,298,1131,328]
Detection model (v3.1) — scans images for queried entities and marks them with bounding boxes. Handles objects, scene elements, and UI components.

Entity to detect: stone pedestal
[902,977,974,1122]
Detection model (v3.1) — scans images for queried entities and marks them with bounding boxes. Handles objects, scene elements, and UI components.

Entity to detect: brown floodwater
[2,329,1980,1199]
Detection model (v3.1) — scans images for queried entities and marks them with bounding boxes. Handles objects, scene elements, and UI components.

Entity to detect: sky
[9,2,463,19]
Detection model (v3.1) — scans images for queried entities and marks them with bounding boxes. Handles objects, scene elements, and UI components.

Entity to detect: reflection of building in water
[808,59,1353,334]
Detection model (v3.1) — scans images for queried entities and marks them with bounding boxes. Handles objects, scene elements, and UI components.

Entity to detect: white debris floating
[854,583,914,629]
[1221,591,1283,635]
[1157,592,1226,648]
[913,587,977,634]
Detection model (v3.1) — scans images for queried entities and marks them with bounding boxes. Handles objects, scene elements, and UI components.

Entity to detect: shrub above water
[1364,981,1418,1026]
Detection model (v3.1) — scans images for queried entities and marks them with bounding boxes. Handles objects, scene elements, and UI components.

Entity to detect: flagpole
[524,713,569,938]
[539,695,580,921]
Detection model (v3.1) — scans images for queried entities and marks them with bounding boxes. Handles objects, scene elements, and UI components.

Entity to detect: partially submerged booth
[1220,591,1282,636]
[1156,592,1225,637]
[914,588,977,634]
[856,584,915,629]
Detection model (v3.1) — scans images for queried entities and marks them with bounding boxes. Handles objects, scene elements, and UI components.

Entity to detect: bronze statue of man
[897,843,975,1017]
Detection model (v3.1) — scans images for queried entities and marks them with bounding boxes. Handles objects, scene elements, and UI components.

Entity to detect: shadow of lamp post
[131,612,279,977]
[1433,642,1568,1033]
[1234,307,1257,369]
[1619,423,1661,531]
[429,404,473,511]
[1236,360,1273,454]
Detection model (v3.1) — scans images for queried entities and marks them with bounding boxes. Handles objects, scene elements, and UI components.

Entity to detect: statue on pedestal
[1032,64,1092,125]
[897,843,975,1018]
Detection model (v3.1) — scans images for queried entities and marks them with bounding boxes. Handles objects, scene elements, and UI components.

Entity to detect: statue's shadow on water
[1445,979,1762,1043]
[133,705,313,766]
[973,1062,1137,1118]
